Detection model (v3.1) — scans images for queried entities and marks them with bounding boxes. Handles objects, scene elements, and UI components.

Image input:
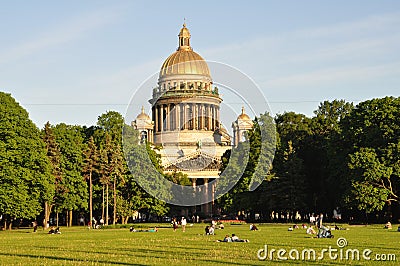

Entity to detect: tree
[97,111,125,225]
[83,136,98,227]
[217,112,276,215]
[42,122,63,227]
[109,136,125,225]
[310,100,354,211]
[52,123,88,226]
[268,140,307,212]
[122,125,169,217]
[272,112,311,213]
[341,97,400,216]
[0,93,53,229]
[97,111,124,144]
[347,148,395,213]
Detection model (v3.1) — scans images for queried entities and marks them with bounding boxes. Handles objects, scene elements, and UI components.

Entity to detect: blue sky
[1,0,400,127]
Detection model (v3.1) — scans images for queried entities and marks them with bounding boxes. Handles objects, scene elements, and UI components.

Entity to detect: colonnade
[158,80,211,92]
[152,102,220,132]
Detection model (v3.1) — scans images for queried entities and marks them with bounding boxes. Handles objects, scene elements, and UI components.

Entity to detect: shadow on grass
[30,245,256,265]
[0,252,145,265]
[33,245,207,259]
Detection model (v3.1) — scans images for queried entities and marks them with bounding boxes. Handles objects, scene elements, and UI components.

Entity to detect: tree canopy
[0,93,53,229]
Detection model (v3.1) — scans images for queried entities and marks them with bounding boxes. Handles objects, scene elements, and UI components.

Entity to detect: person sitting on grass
[334,225,348,230]
[48,226,61,234]
[205,226,210,235]
[231,234,249,242]
[250,224,258,231]
[384,222,392,229]
[306,225,316,235]
[208,225,215,235]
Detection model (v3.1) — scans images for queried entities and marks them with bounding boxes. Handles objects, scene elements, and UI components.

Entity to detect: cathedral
[132,23,253,214]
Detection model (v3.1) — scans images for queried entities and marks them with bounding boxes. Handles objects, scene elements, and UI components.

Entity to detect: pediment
[164,151,221,171]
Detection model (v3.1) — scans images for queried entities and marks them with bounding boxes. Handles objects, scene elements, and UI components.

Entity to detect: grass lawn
[0,223,398,265]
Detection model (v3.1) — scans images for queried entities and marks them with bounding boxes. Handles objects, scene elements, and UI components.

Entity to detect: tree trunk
[68,210,73,227]
[113,177,117,225]
[89,171,93,227]
[44,201,53,228]
[56,212,59,227]
[106,184,109,225]
[66,210,69,227]
[102,184,105,222]
[44,201,48,228]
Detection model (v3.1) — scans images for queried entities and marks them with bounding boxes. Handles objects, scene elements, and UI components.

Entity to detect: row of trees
[0,92,169,229]
[220,97,400,223]
[1,92,399,228]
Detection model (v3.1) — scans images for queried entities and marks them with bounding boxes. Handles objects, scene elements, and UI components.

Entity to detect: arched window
[140,131,148,143]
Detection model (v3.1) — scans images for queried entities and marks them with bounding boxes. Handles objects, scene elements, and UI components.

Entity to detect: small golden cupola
[232,106,253,147]
[178,22,191,51]
[132,106,153,143]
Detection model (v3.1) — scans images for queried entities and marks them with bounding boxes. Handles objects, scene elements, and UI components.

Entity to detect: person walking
[181,217,187,232]
[172,218,178,232]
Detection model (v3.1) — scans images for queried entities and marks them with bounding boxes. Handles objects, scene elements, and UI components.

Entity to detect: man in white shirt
[181,217,187,232]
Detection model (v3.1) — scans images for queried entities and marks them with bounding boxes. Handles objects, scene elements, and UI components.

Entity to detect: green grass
[0,223,398,265]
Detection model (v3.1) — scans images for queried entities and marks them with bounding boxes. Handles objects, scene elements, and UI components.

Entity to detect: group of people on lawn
[217,234,249,242]
[172,217,187,232]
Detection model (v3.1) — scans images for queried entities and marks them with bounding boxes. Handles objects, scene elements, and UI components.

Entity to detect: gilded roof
[159,23,210,78]
[160,50,210,77]
[237,106,251,120]
[136,106,151,120]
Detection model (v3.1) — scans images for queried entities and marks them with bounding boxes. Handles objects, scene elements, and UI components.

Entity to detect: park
[2,2,400,265]
[0,222,398,265]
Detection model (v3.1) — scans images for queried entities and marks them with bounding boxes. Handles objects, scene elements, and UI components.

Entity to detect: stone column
[149,128,153,143]
[207,104,212,130]
[165,104,170,131]
[175,104,180,131]
[161,105,164,132]
[154,106,158,133]
[213,106,217,130]
[211,105,214,131]
[183,104,187,130]
[216,106,220,128]
[200,104,204,130]
[192,103,198,130]
[189,104,193,130]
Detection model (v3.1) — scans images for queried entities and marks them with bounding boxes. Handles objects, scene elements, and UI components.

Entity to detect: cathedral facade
[132,24,252,213]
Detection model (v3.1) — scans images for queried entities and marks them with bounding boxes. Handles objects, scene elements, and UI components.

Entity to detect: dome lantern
[178,21,191,51]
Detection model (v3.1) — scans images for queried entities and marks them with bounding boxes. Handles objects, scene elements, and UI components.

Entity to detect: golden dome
[136,106,151,120]
[160,50,210,77]
[159,23,210,78]
[237,106,251,120]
